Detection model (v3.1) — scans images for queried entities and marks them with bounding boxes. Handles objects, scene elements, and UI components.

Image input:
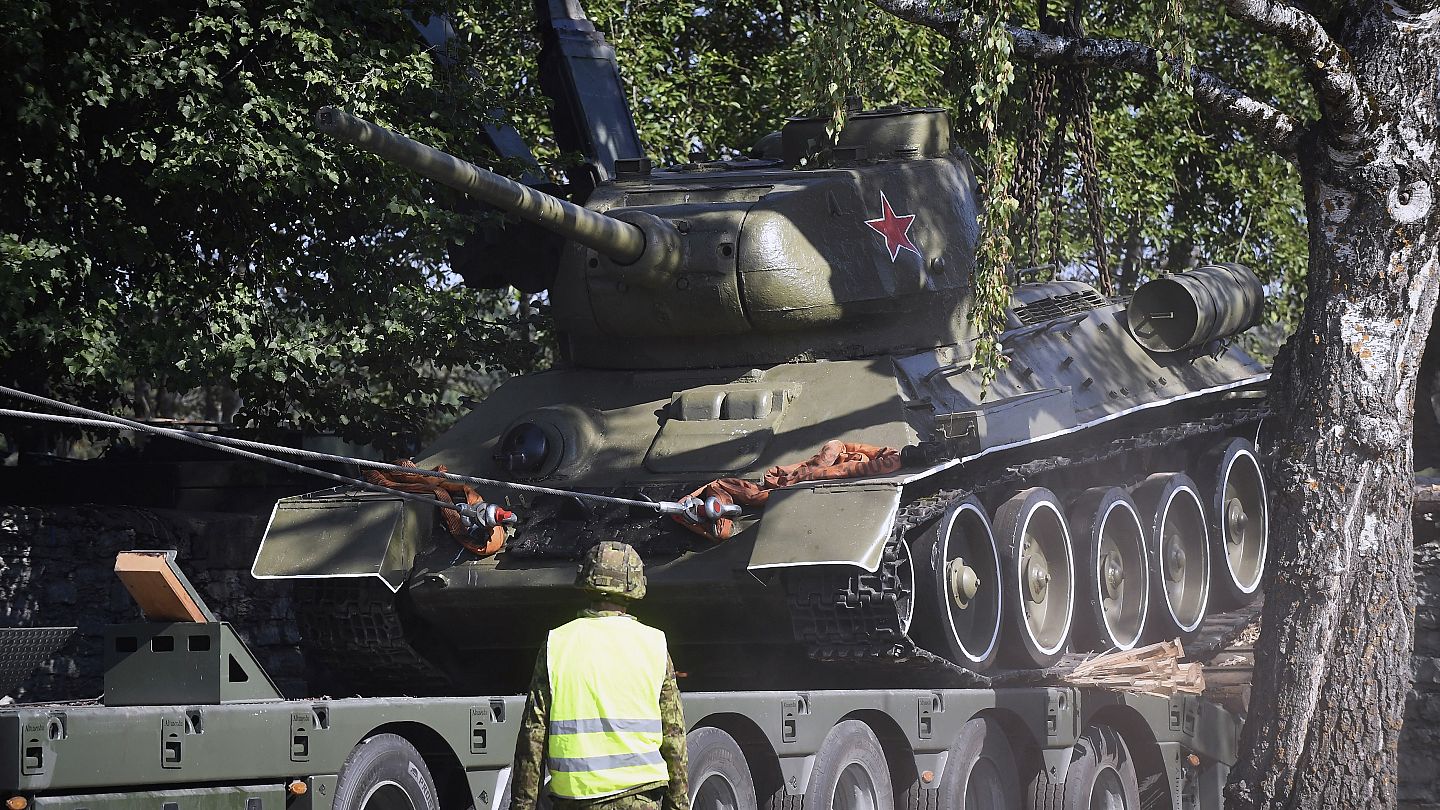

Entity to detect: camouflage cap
[576,541,646,601]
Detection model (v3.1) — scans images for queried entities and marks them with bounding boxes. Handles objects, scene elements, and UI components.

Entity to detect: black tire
[1055,726,1141,810]
[1132,473,1211,640]
[1198,438,1268,609]
[689,727,759,810]
[333,734,440,810]
[804,720,894,810]
[910,496,1004,672]
[1068,487,1150,653]
[994,488,1076,668]
[936,717,1021,810]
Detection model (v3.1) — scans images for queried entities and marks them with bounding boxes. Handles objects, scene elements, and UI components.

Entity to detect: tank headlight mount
[494,421,551,473]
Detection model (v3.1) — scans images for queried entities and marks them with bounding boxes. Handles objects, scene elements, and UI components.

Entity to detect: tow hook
[459,503,518,536]
[663,495,742,526]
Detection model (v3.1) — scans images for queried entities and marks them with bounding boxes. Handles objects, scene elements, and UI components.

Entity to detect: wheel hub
[1022,537,1051,603]
[947,557,980,610]
[1225,495,1248,544]
[1164,533,1187,582]
[1101,552,1125,598]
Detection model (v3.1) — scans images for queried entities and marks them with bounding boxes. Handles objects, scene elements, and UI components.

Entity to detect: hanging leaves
[966,0,1018,388]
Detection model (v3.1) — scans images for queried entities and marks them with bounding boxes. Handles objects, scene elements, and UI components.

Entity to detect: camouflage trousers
[549,788,664,810]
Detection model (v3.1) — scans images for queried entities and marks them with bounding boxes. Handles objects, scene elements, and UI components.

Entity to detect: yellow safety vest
[546,615,670,799]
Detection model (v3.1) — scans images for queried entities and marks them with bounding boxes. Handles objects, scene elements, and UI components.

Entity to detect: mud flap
[251,489,432,592]
[746,483,901,573]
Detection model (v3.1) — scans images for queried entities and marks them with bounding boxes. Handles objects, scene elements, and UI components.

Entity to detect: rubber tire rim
[688,727,758,810]
[804,720,894,810]
[1132,472,1211,638]
[994,488,1076,668]
[1205,438,1268,607]
[1070,487,1149,653]
[910,497,1004,672]
[332,733,440,810]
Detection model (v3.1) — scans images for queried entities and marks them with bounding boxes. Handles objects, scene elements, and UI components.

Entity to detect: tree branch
[872,0,1302,160]
[1220,0,1375,146]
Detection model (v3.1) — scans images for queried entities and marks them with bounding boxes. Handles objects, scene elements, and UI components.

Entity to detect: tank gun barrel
[316,106,646,265]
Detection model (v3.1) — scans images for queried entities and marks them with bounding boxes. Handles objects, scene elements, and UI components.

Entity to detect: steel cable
[0,385,677,514]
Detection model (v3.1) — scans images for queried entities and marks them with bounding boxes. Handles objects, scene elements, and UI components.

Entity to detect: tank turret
[255,105,1274,696]
[318,106,980,369]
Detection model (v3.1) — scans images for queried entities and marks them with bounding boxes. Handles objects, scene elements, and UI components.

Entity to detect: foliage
[1,0,1312,450]
[965,0,1018,385]
[0,0,543,451]
[784,0,1311,356]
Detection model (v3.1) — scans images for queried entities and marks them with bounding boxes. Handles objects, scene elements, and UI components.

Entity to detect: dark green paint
[244,105,1277,691]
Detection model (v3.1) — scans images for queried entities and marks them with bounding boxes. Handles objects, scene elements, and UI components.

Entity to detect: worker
[508,540,691,810]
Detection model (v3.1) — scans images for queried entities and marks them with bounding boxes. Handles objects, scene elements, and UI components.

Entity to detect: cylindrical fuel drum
[1128,262,1265,352]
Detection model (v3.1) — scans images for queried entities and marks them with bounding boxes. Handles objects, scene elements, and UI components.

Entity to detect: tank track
[293,579,454,697]
[786,405,1269,686]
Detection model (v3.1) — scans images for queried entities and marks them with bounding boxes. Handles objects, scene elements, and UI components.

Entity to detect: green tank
[252,107,1272,695]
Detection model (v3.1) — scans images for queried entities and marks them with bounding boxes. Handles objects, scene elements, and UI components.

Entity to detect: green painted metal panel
[32,784,285,810]
[746,483,900,571]
[1,688,1235,810]
[251,494,428,592]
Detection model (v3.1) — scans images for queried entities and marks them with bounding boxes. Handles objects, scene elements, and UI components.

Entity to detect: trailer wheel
[805,720,893,810]
[333,734,440,810]
[1056,725,1140,810]
[936,717,1020,809]
[689,727,758,810]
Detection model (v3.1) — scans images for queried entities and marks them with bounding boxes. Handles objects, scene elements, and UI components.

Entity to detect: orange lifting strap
[677,440,902,542]
[366,459,506,556]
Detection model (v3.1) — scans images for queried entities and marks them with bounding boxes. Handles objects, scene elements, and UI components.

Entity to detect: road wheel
[805,720,893,810]
[1057,725,1140,810]
[689,727,759,810]
[936,717,1020,809]
[333,734,440,810]
[994,488,1076,667]
[910,497,1004,671]
[1069,488,1149,653]
[1199,438,1268,608]
[1132,473,1211,639]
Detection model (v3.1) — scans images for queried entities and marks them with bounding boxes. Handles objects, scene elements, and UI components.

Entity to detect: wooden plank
[114,551,208,622]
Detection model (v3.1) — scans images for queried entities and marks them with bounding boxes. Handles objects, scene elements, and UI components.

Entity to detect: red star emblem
[865,191,920,262]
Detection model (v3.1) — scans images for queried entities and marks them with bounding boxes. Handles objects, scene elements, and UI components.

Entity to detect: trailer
[1,552,1240,810]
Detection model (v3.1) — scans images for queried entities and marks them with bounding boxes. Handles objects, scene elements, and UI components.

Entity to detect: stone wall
[0,505,304,700]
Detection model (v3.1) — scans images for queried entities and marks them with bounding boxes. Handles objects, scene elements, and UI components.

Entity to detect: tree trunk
[1227,3,1440,807]
[1116,215,1144,294]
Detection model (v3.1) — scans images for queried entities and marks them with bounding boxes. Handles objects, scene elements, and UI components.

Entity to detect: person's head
[576,540,646,606]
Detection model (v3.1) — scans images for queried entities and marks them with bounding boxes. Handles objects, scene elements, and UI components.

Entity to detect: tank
[251,107,1272,695]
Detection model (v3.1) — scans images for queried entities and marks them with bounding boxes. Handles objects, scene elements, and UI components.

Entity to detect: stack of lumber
[1063,639,1206,697]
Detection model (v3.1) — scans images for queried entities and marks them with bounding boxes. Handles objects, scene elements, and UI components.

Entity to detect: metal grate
[1012,289,1108,325]
[0,626,77,697]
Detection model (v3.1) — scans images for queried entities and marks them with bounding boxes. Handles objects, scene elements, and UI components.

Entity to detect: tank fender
[777,753,818,796]
[746,482,901,572]
[251,490,433,592]
[1040,744,1075,785]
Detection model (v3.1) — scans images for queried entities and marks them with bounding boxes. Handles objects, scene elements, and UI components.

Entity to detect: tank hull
[256,292,1269,695]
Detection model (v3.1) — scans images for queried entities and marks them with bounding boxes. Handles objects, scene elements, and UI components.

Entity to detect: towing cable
[0,385,741,533]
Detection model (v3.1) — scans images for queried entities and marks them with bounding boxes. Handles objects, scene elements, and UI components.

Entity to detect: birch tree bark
[1229,3,1439,805]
